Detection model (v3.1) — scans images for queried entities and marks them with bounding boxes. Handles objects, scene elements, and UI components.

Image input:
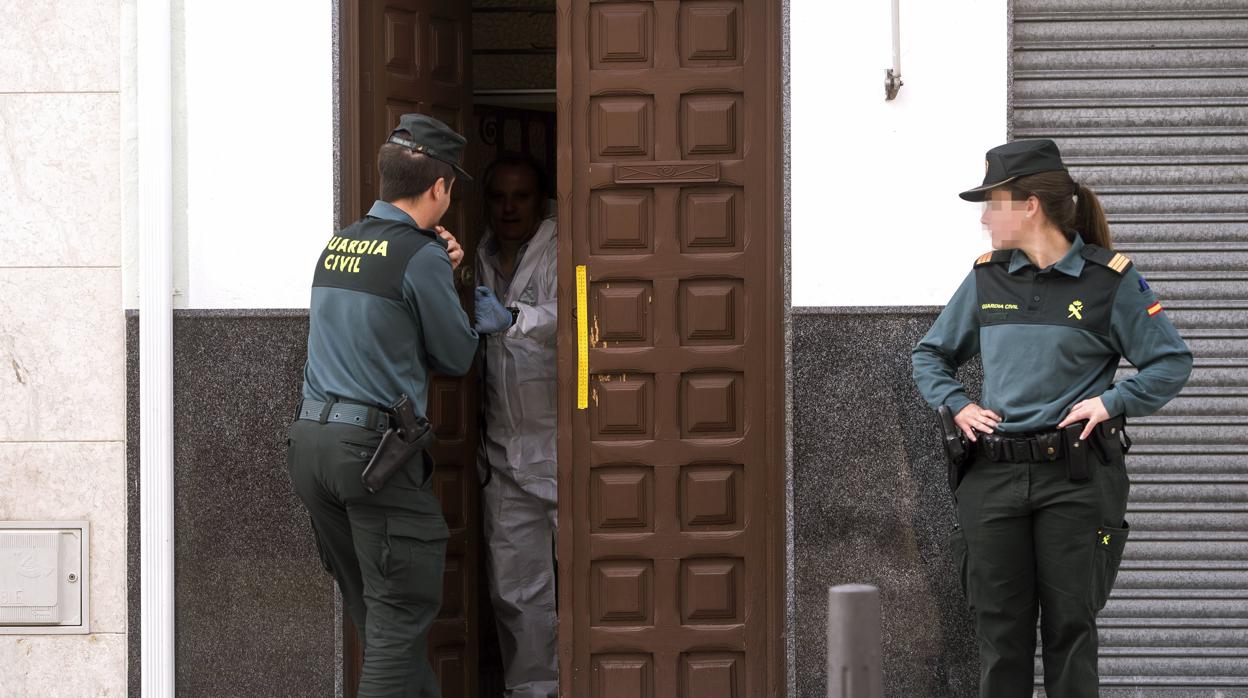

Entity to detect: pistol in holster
[937,405,972,494]
[361,393,438,494]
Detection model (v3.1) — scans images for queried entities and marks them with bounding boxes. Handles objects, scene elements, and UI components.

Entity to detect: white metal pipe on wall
[137,0,175,693]
[891,0,902,76]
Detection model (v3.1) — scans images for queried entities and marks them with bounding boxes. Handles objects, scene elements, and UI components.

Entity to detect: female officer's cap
[387,113,474,182]
[959,139,1067,202]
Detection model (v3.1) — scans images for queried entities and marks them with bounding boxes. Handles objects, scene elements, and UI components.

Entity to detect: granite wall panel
[127,308,982,697]
[127,311,335,697]
[791,308,981,697]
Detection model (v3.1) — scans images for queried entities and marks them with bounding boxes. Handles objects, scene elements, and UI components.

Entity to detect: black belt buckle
[1063,423,1090,482]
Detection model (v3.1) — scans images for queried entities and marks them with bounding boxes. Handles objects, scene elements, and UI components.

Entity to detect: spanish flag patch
[1147,301,1163,317]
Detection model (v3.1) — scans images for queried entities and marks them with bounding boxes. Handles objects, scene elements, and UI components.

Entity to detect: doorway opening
[339,0,788,695]
[338,1,559,697]
[470,5,559,695]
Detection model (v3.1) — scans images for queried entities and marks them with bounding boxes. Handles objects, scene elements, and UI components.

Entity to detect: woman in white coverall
[474,155,558,698]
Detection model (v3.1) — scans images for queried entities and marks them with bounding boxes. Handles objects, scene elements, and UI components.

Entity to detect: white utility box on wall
[0,521,89,634]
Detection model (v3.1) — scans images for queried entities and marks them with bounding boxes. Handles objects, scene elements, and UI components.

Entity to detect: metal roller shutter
[1011,1,1248,694]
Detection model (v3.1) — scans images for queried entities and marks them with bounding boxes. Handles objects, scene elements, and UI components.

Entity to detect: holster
[360,394,438,494]
[1091,415,1130,465]
[937,405,971,494]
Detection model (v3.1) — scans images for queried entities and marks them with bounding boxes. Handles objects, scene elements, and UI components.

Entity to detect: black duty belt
[969,416,1128,483]
[975,429,1066,464]
[297,399,391,432]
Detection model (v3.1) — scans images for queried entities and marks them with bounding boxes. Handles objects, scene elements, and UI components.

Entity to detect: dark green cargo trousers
[951,436,1130,698]
[287,418,449,698]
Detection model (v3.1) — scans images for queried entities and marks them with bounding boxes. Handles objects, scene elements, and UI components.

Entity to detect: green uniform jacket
[302,201,480,415]
[913,235,1193,433]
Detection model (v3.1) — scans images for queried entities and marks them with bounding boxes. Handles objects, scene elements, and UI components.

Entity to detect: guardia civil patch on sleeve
[1139,276,1150,293]
[1147,301,1163,317]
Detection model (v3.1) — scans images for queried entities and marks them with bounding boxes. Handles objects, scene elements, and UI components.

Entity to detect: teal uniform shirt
[913,234,1192,433]
[302,200,479,416]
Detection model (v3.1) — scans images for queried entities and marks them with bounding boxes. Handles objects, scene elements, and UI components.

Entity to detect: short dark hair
[481,154,550,199]
[377,132,455,202]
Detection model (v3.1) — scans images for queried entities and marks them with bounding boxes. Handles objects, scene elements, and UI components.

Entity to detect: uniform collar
[367,200,419,228]
[1007,233,1086,277]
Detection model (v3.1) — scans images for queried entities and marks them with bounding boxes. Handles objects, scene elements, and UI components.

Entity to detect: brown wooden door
[556,0,786,696]
[342,1,480,696]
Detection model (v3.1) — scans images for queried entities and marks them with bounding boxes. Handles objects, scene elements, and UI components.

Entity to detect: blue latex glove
[474,286,513,335]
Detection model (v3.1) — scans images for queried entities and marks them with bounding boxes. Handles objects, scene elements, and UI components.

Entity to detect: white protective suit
[476,204,558,698]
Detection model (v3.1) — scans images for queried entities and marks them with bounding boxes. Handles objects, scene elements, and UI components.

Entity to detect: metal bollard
[826,584,883,698]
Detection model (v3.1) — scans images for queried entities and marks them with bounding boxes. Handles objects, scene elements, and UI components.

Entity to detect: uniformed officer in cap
[287,114,515,697]
[912,139,1192,697]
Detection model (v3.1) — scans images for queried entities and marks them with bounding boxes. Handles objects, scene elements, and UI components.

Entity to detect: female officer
[912,139,1192,697]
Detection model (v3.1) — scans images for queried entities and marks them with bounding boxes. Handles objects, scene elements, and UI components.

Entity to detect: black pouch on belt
[1062,422,1090,482]
[981,434,1003,462]
[360,394,438,494]
[1036,430,1062,462]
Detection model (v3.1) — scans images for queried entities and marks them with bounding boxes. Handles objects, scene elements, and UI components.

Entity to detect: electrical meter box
[0,521,89,634]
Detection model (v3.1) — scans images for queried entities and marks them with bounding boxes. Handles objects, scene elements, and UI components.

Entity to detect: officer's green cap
[959,139,1067,202]
[387,114,473,182]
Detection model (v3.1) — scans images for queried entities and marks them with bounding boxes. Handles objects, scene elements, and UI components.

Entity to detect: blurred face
[485,165,542,243]
[980,189,1034,249]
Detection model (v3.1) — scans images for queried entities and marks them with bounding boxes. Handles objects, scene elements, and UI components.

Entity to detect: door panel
[556,0,785,696]
[344,1,480,696]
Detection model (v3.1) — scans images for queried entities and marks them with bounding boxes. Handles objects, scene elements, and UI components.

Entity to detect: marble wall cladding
[0,442,127,634]
[791,308,982,698]
[0,268,125,442]
[126,312,337,698]
[0,634,128,697]
[0,94,122,268]
[0,0,121,92]
[2,3,127,696]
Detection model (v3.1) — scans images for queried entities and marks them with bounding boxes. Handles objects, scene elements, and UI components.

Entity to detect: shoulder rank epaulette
[1080,244,1132,275]
[974,250,1011,267]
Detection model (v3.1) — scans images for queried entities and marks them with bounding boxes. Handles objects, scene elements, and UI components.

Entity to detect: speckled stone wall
[128,306,986,697]
[790,308,982,697]
[127,311,335,697]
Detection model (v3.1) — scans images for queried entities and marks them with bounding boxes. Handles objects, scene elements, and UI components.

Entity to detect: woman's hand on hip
[1057,396,1110,440]
[954,403,1001,442]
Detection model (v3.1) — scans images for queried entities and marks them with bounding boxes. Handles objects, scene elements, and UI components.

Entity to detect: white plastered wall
[123,0,333,310]
[122,1,1008,310]
[791,0,1008,306]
